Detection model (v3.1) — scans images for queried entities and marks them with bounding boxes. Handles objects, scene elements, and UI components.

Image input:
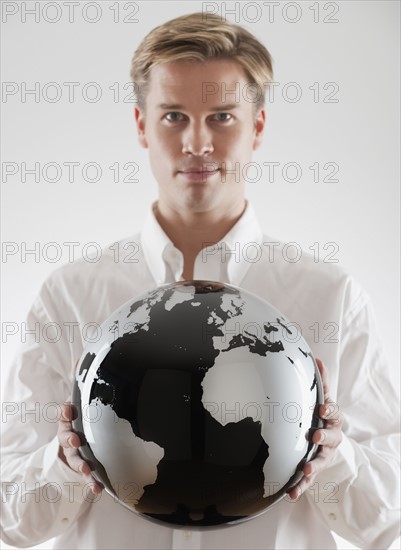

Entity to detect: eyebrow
[157,103,239,111]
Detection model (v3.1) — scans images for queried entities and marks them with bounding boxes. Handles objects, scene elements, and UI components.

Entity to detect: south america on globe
[72,280,323,528]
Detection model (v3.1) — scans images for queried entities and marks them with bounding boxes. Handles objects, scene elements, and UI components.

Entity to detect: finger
[320,401,340,419]
[63,448,103,494]
[287,472,317,501]
[315,358,330,401]
[63,402,78,421]
[58,428,82,449]
[286,485,301,501]
[303,452,335,477]
[57,414,72,444]
[320,402,343,427]
[58,404,82,448]
[306,427,342,448]
[83,474,103,494]
[58,403,79,425]
[59,403,72,423]
[63,446,91,475]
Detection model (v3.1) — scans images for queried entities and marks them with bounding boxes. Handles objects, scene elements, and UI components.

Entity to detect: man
[1,12,399,550]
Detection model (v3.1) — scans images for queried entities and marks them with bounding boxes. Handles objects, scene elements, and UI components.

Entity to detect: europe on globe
[72,280,323,528]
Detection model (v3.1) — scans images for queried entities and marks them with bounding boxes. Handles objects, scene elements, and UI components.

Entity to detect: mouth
[177,167,220,181]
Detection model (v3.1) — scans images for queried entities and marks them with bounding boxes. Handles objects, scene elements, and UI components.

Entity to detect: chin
[181,195,217,213]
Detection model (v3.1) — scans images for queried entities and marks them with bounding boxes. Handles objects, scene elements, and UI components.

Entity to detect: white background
[1,1,400,549]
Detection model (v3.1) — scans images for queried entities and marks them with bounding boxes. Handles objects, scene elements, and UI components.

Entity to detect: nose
[182,121,214,156]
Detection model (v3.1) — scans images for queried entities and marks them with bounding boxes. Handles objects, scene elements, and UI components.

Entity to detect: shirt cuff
[306,434,358,527]
[316,432,358,486]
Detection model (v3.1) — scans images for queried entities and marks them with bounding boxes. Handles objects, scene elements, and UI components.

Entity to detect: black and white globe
[72,280,323,528]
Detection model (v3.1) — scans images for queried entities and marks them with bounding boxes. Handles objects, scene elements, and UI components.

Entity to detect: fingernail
[68,436,75,447]
[292,487,301,500]
[308,428,319,441]
[322,406,330,419]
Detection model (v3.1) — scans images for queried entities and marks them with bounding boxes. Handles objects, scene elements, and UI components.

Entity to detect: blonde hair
[130,12,273,112]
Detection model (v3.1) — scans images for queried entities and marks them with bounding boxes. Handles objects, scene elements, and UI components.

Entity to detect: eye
[165,112,185,122]
[212,113,232,122]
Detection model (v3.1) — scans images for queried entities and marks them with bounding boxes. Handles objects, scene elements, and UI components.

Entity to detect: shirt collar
[140,200,263,286]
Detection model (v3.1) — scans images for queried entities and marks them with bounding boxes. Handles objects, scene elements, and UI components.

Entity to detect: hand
[57,401,103,495]
[287,357,343,501]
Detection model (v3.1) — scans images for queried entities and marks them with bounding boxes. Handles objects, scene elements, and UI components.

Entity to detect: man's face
[135,59,265,215]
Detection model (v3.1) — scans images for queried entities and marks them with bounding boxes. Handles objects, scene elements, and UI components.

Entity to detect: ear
[134,106,148,149]
[253,109,266,151]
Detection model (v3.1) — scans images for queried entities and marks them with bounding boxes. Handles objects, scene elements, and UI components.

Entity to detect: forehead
[147,59,251,107]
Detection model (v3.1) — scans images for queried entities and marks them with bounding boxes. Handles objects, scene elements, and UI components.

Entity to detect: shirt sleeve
[1,285,90,548]
[305,284,401,549]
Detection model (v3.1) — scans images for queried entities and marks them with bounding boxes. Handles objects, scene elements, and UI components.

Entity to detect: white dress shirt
[1,200,400,550]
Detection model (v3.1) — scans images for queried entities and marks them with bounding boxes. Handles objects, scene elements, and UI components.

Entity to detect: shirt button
[61,517,69,523]
[328,512,337,520]
[183,531,192,539]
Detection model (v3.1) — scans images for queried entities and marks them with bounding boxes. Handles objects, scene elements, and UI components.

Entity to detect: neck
[154,198,247,260]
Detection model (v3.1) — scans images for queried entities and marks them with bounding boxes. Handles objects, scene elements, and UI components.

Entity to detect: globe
[72,280,323,528]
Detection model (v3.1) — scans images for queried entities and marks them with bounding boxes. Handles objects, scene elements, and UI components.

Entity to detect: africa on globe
[72,280,323,528]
